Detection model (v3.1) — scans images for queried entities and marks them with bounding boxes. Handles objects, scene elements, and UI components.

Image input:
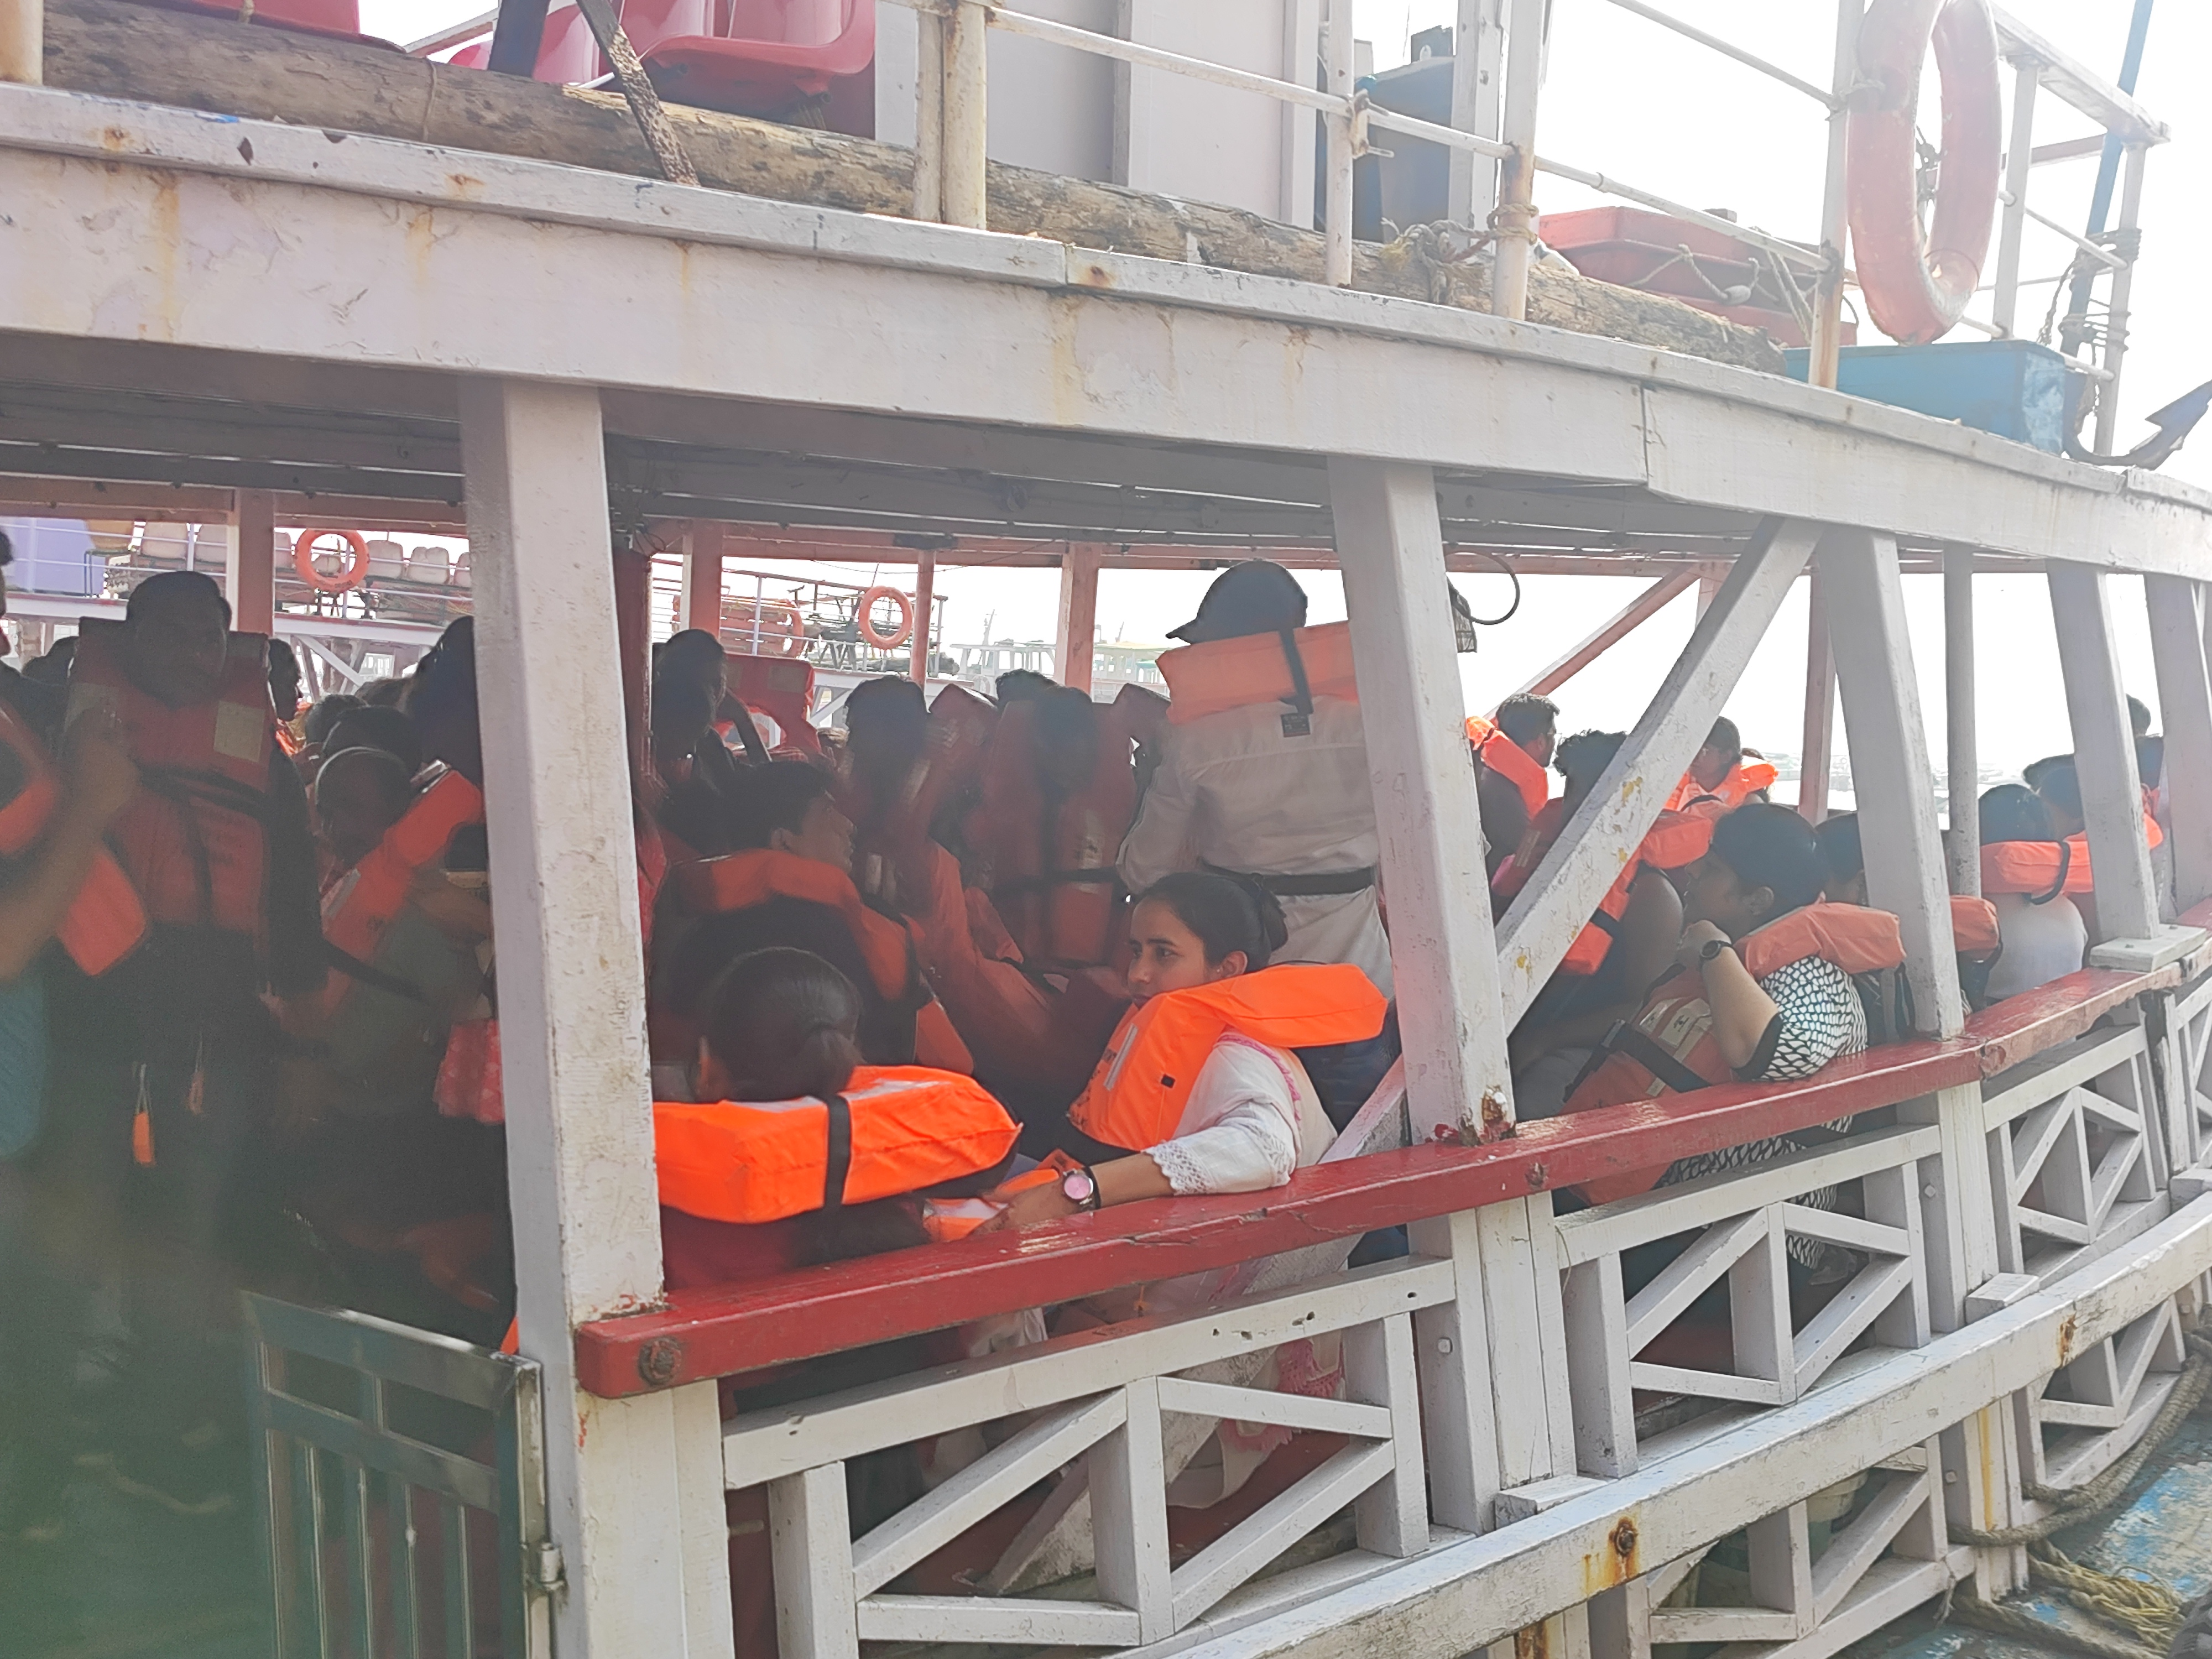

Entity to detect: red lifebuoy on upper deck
[1846,0,2002,345]
[294,529,369,594]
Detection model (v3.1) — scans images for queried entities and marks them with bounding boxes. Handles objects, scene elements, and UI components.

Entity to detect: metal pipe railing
[1592,0,1839,109]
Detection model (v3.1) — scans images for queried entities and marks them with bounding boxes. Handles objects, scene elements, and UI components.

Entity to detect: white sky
[350,0,2205,780]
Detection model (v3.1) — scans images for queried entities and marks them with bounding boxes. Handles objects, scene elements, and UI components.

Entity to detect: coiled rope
[1942,1336,2212,1659]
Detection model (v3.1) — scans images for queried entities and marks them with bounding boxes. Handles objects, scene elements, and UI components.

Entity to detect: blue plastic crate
[1782,339,2082,453]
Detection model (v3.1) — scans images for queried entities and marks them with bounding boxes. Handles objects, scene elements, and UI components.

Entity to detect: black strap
[325,941,435,1005]
[1587,906,1624,938]
[2030,839,2073,905]
[1201,859,1375,898]
[1276,628,1314,719]
[821,1093,853,1213]
[1606,1022,1714,1097]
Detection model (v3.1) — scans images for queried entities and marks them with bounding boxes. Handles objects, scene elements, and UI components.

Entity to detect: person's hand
[58,708,138,828]
[1675,919,1731,972]
[996,1180,1082,1231]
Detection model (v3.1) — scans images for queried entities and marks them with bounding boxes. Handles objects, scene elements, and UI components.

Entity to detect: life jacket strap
[1600,1020,1712,1097]
[1201,859,1376,898]
[822,1093,852,1213]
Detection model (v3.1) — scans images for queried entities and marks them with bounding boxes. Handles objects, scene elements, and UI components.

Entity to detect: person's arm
[1116,730,1199,891]
[1477,770,1528,880]
[0,711,138,982]
[1677,919,1781,1072]
[1507,869,1682,1068]
[262,731,329,997]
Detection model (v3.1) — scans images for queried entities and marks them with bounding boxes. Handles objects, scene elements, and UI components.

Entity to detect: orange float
[1845,0,2002,345]
[293,528,369,594]
[857,586,914,651]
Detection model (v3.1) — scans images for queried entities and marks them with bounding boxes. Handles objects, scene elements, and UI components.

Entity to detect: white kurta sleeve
[1145,1039,1302,1196]
[1118,730,1199,893]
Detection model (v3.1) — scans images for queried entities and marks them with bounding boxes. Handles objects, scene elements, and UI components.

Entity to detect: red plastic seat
[634,0,874,116]
[149,0,362,39]
[447,4,605,83]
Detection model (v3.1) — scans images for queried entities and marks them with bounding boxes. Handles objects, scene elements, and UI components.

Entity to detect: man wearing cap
[1119,561,1392,1004]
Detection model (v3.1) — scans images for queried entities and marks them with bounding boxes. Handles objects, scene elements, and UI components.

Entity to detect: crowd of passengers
[0,539,2177,1605]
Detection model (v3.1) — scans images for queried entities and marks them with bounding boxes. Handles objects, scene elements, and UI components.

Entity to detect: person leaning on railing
[1561,804,1907,1224]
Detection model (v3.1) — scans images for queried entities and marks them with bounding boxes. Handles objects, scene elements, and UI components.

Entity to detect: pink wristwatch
[1061,1166,1101,1211]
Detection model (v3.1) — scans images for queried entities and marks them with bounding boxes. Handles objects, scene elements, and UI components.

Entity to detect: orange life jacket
[0,702,148,975]
[1980,820,2164,900]
[1666,758,1778,813]
[1467,717,1551,818]
[1492,804,1714,975]
[1156,623,1358,727]
[655,1065,1017,1225]
[68,619,276,942]
[967,695,1140,969]
[1067,963,1386,1151]
[317,769,486,1018]
[725,652,820,756]
[672,849,973,1073]
[1562,902,1907,1203]
[1951,894,2001,958]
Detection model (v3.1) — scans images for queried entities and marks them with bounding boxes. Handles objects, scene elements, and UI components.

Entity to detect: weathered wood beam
[40,0,1782,374]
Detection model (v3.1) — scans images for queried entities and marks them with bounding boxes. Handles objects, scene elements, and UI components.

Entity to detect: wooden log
[41,0,1784,374]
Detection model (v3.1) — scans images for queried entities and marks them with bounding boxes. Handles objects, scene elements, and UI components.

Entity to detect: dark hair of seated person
[1707,803,1829,920]
[1978,783,2073,904]
[324,703,425,777]
[1814,811,1862,885]
[723,757,834,851]
[697,948,928,1264]
[1133,871,1288,969]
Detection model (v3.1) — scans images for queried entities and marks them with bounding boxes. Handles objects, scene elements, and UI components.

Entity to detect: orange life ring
[1846,0,2002,345]
[857,586,914,651]
[293,529,369,594]
[722,599,807,660]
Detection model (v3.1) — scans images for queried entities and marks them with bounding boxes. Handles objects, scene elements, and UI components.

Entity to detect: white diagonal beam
[1495,519,1819,1025]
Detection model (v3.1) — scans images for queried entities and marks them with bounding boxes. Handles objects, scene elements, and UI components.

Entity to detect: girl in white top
[1978,784,2090,1000]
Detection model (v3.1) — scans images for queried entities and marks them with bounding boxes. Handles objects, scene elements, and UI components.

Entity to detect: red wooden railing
[574,965,2183,1400]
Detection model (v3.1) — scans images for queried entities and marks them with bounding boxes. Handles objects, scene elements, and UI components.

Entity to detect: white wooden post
[1820,526,1963,1034]
[226,488,278,637]
[681,518,724,636]
[2047,560,2159,943]
[1321,0,1354,287]
[1278,0,1321,228]
[1946,547,1980,895]
[1991,60,2038,338]
[2147,577,2212,910]
[1329,457,1512,1140]
[911,3,945,221]
[1490,0,1545,319]
[0,0,38,85]
[1447,0,1505,227]
[1054,542,1100,695]
[459,379,728,1659]
[1497,520,1819,1026]
[909,548,937,685]
[2094,145,2149,455]
[1808,0,1863,387]
[1798,566,1835,824]
[941,0,988,231]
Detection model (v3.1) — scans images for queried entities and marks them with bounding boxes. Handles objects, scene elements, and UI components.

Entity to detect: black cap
[1167,561,1309,644]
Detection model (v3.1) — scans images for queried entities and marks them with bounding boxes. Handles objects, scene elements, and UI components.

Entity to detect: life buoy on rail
[1845,0,2003,345]
[857,586,914,651]
[293,529,369,594]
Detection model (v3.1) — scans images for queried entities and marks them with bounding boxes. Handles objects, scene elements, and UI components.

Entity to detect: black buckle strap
[1201,860,1376,898]
[1276,628,1314,737]
[1606,1022,1713,1097]
[822,1092,853,1213]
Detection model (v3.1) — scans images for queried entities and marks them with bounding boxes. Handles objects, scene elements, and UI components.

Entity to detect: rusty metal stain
[1525,1161,1549,1190]
[1513,1620,1548,1659]
[2058,1310,2079,1366]
[1073,261,1115,289]
[445,171,487,201]
[100,126,131,153]
[1579,1511,1643,1594]
[1479,1088,1512,1141]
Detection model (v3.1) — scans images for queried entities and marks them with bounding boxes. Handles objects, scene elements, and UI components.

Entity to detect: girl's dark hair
[1553,728,1625,785]
[725,758,834,850]
[1135,872,1288,969]
[701,947,863,1101]
[1709,803,1829,915]
[303,693,366,747]
[700,947,929,1265]
[1979,782,2069,903]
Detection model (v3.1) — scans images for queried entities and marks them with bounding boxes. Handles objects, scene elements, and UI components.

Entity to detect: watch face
[1063,1171,1097,1203]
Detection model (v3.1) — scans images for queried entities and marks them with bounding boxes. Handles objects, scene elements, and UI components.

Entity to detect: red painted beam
[1964,966,2177,1076]
[575,1038,1976,1397]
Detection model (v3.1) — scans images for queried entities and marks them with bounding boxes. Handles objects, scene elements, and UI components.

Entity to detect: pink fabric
[436,1019,504,1125]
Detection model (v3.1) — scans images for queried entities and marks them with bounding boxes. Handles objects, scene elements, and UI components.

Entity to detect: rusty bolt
[1610,1517,1638,1557]
[1526,1162,1548,1190]
[638,1336,684,1388]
